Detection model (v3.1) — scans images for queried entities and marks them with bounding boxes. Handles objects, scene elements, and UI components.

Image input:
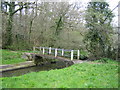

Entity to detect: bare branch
[1,10,8,15]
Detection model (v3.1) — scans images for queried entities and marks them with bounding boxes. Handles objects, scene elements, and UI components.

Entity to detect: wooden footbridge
[33,46,81,60]
[1,47,85,73]
[28,46,85,65]
[33,47,80,60]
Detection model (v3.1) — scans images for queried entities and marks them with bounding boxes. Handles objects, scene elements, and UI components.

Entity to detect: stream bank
[0,59,85,77]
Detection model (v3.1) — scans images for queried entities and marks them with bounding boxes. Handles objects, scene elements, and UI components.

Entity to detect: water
[1,61,73,77]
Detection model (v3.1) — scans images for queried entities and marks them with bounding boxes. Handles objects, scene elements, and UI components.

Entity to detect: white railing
[33,47,80,60]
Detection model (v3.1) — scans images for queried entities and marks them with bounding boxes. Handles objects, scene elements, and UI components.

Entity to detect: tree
[84,1,114,59]
[1,1,34,49]
[2,1,85,50]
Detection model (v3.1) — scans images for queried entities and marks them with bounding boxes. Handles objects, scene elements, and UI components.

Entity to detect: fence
[33,47,80,60]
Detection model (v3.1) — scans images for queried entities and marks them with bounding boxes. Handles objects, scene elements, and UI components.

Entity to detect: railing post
[77,50,80,60]
[62,49,64,56]
[49,47,51,54]
[39,47,42,53]
[55,48,57,57]
[40,47,41,51]
[33,47,35,51]
[71,50,73,60]
[43,47,45,54]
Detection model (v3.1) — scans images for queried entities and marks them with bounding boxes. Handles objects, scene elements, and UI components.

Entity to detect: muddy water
[1,61,73,77]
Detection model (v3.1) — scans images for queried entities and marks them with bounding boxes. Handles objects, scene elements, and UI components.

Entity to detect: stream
[1,60,73,77]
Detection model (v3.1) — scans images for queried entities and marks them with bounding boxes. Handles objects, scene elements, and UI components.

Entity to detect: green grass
[1,49,26,64]
[1,61,118,88]
[1,49,118,88]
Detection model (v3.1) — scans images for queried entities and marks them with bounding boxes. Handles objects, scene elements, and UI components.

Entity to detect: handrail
[33,46,80,60]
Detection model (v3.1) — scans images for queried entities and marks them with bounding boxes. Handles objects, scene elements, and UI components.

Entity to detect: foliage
[94,58,119,64]
[1,60,118,88]
[84,1,114,59]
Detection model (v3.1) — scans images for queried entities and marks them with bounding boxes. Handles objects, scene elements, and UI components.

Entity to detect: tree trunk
[4,2,15,48]
[4,14,13,48]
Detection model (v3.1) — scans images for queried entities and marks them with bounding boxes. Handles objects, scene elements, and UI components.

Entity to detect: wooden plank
[35,47,78,52]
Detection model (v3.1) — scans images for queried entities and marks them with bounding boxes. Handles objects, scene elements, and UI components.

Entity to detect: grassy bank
[1,49,118,88]
[1,61,118,88]
[1,49,26,64]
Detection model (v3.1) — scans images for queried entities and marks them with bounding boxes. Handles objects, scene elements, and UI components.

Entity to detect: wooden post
[40,47,41,51]
[71,50,73,60]
[49,47,51,54]
[33,47,35,51]
[77,50,80,60]
[43,47,45,54]
[39,47,42,54]
[62,49,64,56]
[55,48,57,57]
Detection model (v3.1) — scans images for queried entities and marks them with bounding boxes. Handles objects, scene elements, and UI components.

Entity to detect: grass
[1,49,119,88]
[1,49,26,64]
[1,61,118,88]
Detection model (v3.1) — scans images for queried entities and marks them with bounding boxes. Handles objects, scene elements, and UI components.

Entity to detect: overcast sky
[68,0,119,26]
[105,0,119,26]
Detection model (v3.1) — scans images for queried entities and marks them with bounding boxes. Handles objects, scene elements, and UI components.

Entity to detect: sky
[68,0,119,26]
[106,0,119,26]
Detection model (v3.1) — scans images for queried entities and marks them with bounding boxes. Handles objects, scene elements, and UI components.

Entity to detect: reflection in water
[2,61,73,77]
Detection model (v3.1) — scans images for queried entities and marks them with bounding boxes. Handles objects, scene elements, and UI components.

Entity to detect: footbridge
[26,46,86,65]
[33,46,81,60]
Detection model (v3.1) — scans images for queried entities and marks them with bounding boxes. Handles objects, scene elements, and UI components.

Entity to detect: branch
[103,3,120,23]
[4,2,11,6]
[1,10,8,15]
[12,6,24,15]
[11,5,29,15]
[12,2,36,15]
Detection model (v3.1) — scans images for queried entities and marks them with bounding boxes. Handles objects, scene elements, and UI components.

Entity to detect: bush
[95,58,117,64]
